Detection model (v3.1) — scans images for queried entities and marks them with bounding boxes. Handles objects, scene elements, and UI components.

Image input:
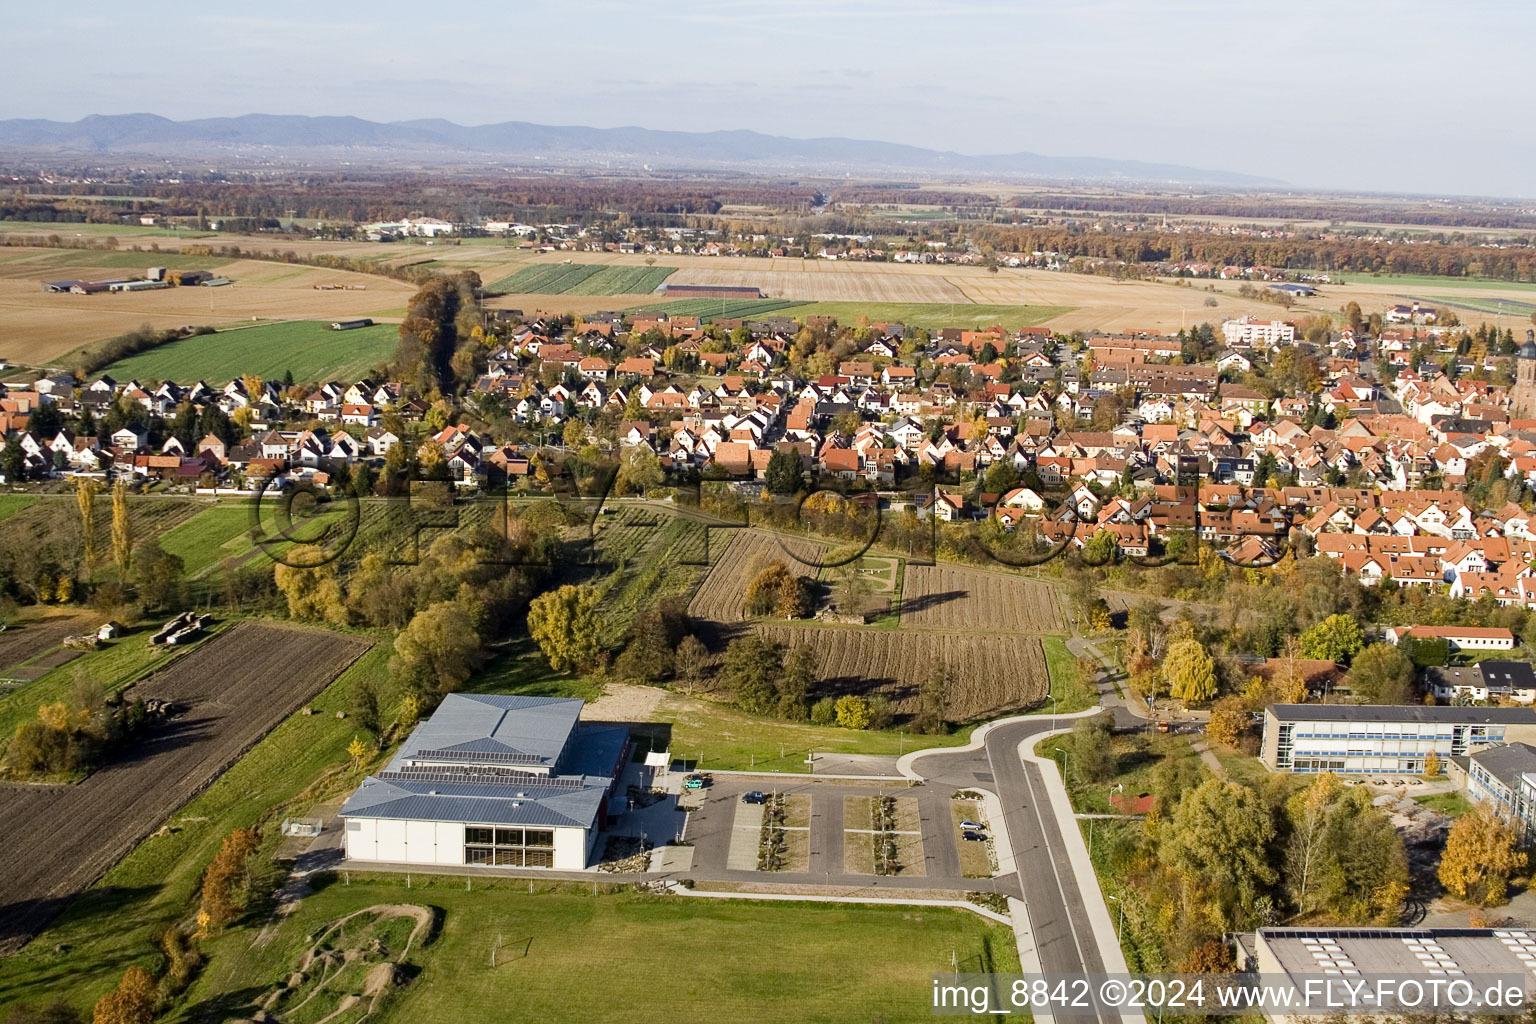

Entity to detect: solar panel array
[381,767,587,790]
[412,748,543,765]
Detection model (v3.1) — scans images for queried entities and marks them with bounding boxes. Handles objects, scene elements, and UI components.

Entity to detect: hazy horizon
[5,0,1532,197]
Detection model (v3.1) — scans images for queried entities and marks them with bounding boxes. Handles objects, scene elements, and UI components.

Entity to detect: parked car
[959,819,985,831]
[742,791,767,804]
[683,774,710,790]
[961,830,986,842]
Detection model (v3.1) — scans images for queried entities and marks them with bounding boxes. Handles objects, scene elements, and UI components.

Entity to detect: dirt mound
[362,962,401,997]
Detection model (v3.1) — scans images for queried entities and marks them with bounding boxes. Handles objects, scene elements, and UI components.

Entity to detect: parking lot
[679,773,987,890]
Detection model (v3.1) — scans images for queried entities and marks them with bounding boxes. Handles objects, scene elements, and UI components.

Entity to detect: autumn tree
[835,695,872,730]
[1159,779,1277,927]
[527,584,601,674]
[1207,697,1249,748]
[744,561,810,618]
[1164,638,1218,703]
[616,444,664,495]
[92,966,158,1024]
[1439,807,1527,906]
[393,598,486,693]
[75,477,100,574]
[198,827,261,929]
[272,546,347,624]
[110,480,132,579]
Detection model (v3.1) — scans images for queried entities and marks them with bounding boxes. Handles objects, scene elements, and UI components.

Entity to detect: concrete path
[725,802,763,871]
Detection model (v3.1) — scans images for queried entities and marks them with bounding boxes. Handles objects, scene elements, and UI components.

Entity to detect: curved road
[907,639,1147,1021]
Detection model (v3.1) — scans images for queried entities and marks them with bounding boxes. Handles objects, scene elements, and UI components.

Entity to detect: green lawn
[0,640,390,1016]
[773,301,1075,331]
[98,320,397,384]
[1415,791,1472,817]
[646,691,973,773]
[487,263,676,295]
[1036,635,1098,715]
[1429,294,1536,317]
[24,250,218,271]
[186,881,1017,1024]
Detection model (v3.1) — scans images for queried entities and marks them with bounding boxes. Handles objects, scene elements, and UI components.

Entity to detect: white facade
[344,816,594,871]
[1221,316,1295,349]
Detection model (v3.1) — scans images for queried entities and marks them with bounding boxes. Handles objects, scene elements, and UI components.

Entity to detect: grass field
[98,320,397,383]
[0,641,391,1014]
[0,495,38,520]
[1036,635,1098,715]
[486,263,676,295]
[1335,272,1536,292]
[156,504,264,576]
[0,221,219,239]
[645,689,972,772]
[1415,792,1472,817]
[187,881,1016,1024]
[776,301,1074,330]
[1429,294,1536,317]
[622,298,802,320]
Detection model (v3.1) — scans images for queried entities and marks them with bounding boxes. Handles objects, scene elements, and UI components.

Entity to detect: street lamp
[1106,894,1125,940]
[1053,746,1069,786]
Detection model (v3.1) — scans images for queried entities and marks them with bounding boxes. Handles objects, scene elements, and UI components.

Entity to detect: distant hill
[0,113,1279,186]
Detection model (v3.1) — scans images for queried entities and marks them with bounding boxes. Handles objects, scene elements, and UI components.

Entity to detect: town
[6,3,1536,1018]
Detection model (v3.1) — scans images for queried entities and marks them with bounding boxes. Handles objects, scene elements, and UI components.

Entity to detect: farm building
[330,318,375,331]
[339,695,628,870]
[661,283,764,299]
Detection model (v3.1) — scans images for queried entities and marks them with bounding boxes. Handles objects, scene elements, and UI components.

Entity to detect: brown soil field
[0,613,95,679]
[0,249,414,366]
[0,621,370,952]
[755,625,1048,720]
[900,565,1066,633]
[686,530,826,623]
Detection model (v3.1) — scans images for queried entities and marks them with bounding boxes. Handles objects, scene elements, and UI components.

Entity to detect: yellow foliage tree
[1439,807,1527,906]
[93,966,158,1024]
[111,479,132,579]
[76,476,101,574]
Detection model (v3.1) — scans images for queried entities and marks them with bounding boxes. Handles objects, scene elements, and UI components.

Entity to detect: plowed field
[755,626,1048,720]
[0,621,370,952]
[687,531,826,623]
[900,565,1066,633]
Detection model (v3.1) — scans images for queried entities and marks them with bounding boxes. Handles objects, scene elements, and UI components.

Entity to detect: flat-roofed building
[1235,926,1536,1019]
[340,695,627,870]
[1261,704,1536,774]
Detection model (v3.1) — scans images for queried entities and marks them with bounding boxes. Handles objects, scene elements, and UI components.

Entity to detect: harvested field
[900,565,1066,633]
[0,248,413,366]
[0,613,95,681]
[686,531,826,623]
[754,626,1048,720]
[668,265,971,303]
[0,621,370,952]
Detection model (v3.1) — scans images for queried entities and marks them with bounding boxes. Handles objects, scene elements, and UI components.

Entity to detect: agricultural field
[755,625,1049,720]
[777,301,1072,331]
[0,621,371,953]
[0,643,392,1012]
[0,495,38,520]
[155,503,265,576]
[2,495,206,582]
[589,512,710,645]
[621,297,802,321]
[94,319,397,384]
[485,262,675,295]
[667,263,974,303]
[687,530,826,623]
[184,881,1017,1024]
[0,247,413,367]
[0,612,95,683]
[900,564,1067,633]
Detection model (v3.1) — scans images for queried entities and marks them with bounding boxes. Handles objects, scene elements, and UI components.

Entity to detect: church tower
[1514,329,1536,419]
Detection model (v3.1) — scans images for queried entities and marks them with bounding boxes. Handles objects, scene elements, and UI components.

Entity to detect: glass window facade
[464,824,557,866]
[1269,717,1507,774]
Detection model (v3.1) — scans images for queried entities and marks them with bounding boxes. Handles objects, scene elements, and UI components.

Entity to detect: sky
[3,0,1533,197]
